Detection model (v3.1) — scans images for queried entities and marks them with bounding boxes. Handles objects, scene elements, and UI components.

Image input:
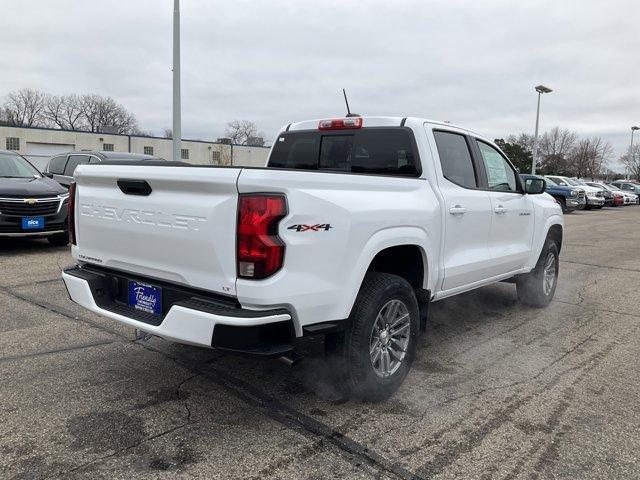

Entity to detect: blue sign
[128,281,163,316]
[22,217,44,230]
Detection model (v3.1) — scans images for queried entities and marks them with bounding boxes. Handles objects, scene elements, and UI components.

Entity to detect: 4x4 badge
[287,224,332,232]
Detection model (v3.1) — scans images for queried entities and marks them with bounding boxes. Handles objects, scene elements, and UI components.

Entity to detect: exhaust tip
[278,351,303,367]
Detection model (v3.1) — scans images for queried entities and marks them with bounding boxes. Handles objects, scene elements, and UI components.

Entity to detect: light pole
[531,84,553,175]
[627,126,639,180]
[172,0,181,162]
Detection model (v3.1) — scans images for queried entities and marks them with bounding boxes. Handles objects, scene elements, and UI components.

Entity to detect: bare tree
[79,94,139,134]
[60,94,86,130]
[43,94,65,128]
[3,88,47,126]
[43,94,86,130]
[225,120,263,145]
[162,127,173,139]
[538,127,577,174]
[601,167,622,182]
[569,137,612,179]
[620,144,640,181]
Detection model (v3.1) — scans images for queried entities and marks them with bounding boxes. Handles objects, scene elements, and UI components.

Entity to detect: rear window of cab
[268,127,421,177]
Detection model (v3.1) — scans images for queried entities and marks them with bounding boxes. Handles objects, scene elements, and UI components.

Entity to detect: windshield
[563,177,582,186]
[0,152,41,178]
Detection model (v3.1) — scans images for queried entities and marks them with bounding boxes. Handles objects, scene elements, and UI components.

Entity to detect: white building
[0,125,270,171]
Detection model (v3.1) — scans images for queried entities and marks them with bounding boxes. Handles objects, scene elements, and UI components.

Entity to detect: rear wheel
[516,240,559,308]
[48,232,69,247]
[340,272,419,401]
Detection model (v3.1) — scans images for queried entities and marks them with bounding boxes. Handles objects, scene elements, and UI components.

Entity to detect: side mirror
[43,172,54,178]
[524,177,546,195]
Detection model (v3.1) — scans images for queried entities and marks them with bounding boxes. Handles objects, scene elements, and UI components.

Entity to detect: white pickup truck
[62,116,563,400]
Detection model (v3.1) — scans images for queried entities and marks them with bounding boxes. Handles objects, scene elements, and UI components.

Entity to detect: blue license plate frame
[22,216,45,230]
[128,281,163,316]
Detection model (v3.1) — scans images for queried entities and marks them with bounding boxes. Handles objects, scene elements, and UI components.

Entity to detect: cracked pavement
[2,206,640,479]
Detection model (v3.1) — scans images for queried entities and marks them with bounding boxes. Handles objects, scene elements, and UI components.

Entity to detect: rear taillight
[318,117,362,130]
[237,194,287,279]
[68,182,76,245]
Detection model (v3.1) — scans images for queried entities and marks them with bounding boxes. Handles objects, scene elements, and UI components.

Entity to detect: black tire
[516,240,559,308]
[341,272,419,402]
[47,232,69,247]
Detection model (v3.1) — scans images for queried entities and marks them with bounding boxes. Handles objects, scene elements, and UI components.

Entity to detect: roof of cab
[285,116,481,137]
[58,151,163,161]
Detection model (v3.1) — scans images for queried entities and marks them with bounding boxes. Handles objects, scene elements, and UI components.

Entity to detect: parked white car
[610,180,640,201]
[62,116,564,400]
[606,184,639,204]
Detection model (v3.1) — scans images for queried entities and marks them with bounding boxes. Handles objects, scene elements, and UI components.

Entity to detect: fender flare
[338,226,436,320]
[525,214,564,270]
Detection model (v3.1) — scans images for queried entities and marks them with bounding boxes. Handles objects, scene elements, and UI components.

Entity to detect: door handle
[449,205,467,216]
[494,205,507,214]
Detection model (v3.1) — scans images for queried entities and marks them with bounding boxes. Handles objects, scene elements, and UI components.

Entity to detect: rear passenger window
[476,141,518,192]
[48,155,67,174]
[269,132,319,170]
[351,129,418,176]
[64,154,90,176]
[268,128,419,176]
[433,131,477,189]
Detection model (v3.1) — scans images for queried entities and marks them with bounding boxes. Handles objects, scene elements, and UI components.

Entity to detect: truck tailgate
[74,165,241,296]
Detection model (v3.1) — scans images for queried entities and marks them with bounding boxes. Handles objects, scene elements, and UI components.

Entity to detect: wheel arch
[547,223,563,253]
[367,245,427,290]
[525,215,564,270]
[340,227,435,321]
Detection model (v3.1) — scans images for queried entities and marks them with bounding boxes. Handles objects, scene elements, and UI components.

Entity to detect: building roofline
[0,123,270,148]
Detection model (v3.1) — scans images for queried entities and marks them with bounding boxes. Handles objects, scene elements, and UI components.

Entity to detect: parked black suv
[0,150,69,246]
[43,151,163,188]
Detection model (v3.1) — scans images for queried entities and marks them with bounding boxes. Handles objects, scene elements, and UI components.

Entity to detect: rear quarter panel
[236,168,439,331]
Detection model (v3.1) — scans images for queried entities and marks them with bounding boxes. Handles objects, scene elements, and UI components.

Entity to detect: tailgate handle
[117,179,152,196]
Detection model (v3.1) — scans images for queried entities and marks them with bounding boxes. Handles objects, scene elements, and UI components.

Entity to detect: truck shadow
[164,281,528,403]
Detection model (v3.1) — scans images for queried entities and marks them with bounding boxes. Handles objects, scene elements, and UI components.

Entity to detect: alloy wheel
[369,299,411,378]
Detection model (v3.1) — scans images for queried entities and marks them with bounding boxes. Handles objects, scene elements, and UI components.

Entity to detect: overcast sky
[1,0,639,169]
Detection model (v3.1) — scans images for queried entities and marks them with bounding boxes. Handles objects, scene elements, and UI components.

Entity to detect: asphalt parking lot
[2,207,640,480]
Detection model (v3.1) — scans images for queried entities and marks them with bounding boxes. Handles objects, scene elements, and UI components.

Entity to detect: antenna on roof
[343,89,360,117]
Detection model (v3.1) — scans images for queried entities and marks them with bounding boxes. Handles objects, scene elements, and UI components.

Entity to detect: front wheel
[342,272,419,402]
[516,240,559,308]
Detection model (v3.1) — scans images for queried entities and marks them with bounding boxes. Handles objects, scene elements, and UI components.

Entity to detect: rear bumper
[62,265,295,355]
